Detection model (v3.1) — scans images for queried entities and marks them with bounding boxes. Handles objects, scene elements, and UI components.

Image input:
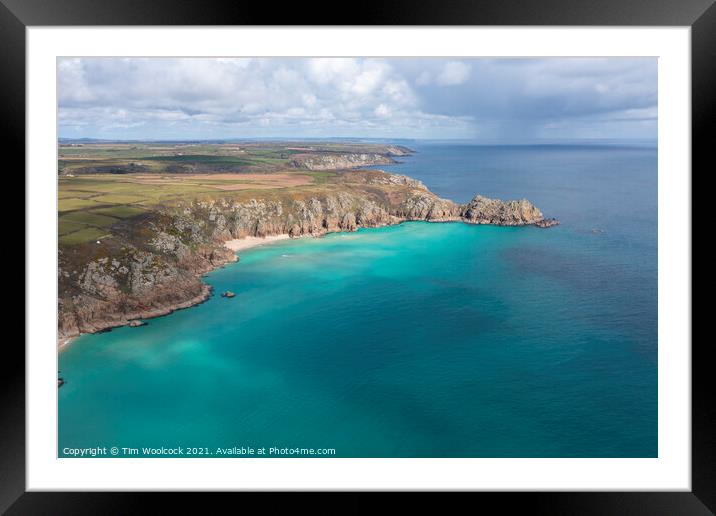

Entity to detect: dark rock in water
[129,320,146,327]
[535,218,560,228]
[221,291,236,298]
[58,378,65,388]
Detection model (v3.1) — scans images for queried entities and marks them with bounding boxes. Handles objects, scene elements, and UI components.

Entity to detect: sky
[58,57,657,142]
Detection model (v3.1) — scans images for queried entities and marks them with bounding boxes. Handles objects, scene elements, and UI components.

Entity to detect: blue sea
[58,143,657,458]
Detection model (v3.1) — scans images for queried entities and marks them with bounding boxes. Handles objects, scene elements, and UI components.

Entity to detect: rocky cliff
[58,169,555,342]
[289,152,398,170]
[461,195,544,225]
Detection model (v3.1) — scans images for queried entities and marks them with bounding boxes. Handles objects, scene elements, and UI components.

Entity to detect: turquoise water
[59,143,657,457]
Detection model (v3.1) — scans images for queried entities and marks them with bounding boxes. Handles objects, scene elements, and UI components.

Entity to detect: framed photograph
[5,0,710,511]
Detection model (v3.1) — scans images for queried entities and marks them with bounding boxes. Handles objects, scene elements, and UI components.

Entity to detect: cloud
[413,61,471,87]
[374,104,391,118]
[401,57,657,140]
[58,57,656,141]
[436,61,471,86]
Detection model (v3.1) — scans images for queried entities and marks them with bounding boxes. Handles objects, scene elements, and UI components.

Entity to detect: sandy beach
[223,234,291,252]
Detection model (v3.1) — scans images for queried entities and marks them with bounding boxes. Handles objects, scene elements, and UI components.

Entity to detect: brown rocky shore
[58,168,557,345]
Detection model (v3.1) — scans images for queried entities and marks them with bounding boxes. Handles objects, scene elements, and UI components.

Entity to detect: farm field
[58,141,408,175]
[57,141,408,246]
[58,171,324,245]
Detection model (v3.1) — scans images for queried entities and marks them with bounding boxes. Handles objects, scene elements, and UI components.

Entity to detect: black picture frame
[3,0,709,512]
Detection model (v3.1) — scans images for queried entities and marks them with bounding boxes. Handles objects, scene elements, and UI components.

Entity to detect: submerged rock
[535,218,560,228]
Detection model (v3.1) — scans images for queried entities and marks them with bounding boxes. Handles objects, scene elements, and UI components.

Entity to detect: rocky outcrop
[58,170,556,342]
[364,173,427,190]
[535,218,560,228]
[461,195,544,225]
[395,192,461,221]
[289,153,396,170]
[58,279,214,339]
[383,145,413,157]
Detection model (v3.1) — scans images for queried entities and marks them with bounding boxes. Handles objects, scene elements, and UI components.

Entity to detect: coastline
[58,215,557,350]
[58,183,557,350]
[59,234,298,350]
[58,283,214,351]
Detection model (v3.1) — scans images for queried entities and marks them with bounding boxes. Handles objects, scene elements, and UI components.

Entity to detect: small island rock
[535,218,560,228]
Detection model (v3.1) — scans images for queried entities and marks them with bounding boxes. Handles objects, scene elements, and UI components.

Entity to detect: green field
[58,141,407,176]
[59,227,110,245]
[58,172,317,245]
[57,141,406,245]
[92,205,147,218]
[58,198,105,212]
[58,142,296,174]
